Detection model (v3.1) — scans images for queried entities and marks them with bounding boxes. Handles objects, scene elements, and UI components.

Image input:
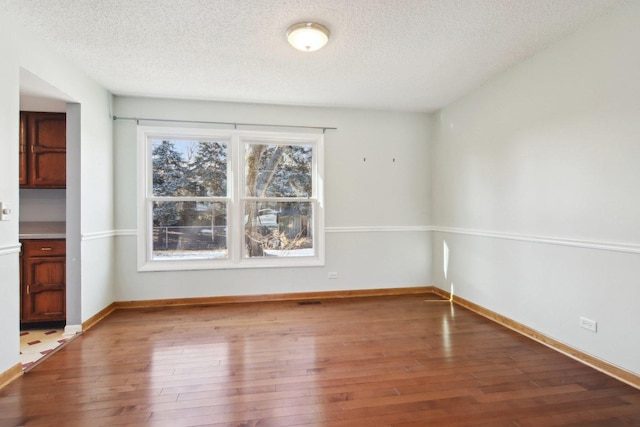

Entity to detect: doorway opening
[18,68,81,370]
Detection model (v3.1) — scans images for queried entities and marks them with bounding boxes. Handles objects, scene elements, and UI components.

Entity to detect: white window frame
[137,126,325,271]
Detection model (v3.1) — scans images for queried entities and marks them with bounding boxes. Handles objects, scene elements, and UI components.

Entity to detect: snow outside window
[137,127,324,271]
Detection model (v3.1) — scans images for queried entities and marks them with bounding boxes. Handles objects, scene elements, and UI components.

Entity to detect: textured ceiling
[1,0,624,112]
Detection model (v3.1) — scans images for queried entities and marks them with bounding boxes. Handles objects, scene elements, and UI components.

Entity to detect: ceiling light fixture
[286,22,330,52]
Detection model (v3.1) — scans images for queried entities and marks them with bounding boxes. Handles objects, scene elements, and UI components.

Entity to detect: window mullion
[241,197,317,202]
[231,133,243,263]
[148,196,228,202]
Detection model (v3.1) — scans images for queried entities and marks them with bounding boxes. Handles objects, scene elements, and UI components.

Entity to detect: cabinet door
[27,112,66,188]
[22,256,66,322]
[19,112,27,186]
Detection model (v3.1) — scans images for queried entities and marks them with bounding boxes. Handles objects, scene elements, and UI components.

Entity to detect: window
[137,127,324,271]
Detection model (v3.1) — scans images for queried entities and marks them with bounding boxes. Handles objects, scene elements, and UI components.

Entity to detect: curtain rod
[112,115,337,133]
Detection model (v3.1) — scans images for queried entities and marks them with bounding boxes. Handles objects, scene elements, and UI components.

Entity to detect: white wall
[0,49,21,374]
[0,12,114,374]
[431,2,640,375]
[113,96,432,300]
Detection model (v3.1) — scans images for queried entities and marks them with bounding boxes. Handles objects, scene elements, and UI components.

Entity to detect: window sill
[137,256,325,272]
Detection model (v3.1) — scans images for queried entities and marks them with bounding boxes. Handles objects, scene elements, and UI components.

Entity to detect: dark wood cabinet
[21,239,66,323]
[20,112,66,189]
[19,112,28,186]
[19,112,67,322]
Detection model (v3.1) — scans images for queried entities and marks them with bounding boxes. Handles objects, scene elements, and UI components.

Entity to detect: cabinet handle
[26,285,30,294]
[31,146,66,154]
[40,247,52,251]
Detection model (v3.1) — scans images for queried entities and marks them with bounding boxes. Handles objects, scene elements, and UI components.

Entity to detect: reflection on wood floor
[2,293,639,426]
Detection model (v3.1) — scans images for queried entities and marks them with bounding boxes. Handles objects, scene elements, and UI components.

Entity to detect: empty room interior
[1,1,639,425]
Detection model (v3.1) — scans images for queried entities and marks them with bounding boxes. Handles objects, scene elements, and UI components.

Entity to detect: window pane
[152,139,227,197]
[152,201,227,260]
[244,201,314,258]
[245,143,312,197]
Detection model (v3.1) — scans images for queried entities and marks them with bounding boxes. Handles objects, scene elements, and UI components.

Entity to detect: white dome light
[286,22,330,52]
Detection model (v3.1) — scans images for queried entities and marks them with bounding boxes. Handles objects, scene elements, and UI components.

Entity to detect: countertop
[19,222,66,239]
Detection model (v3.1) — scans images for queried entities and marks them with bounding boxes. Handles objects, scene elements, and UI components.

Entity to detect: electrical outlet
[327,272,338,279]
[579,316,597,332]
[0,202,11,221]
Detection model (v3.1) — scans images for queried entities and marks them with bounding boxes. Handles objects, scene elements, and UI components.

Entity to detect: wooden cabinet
[19,111,67,322]
[21,239,66,323]
[19,112,28,186]
[20,112,66,189]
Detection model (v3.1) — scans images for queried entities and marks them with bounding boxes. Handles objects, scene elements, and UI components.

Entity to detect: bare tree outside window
[244,143,313,258]
[139,127,324,270]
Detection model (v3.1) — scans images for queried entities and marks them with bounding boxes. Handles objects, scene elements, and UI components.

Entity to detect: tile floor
[20,329,72,370]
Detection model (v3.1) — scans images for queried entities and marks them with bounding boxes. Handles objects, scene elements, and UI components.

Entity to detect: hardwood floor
[1,293,639,426]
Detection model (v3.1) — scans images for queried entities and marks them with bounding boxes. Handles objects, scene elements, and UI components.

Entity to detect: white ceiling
[1,0,624,112]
